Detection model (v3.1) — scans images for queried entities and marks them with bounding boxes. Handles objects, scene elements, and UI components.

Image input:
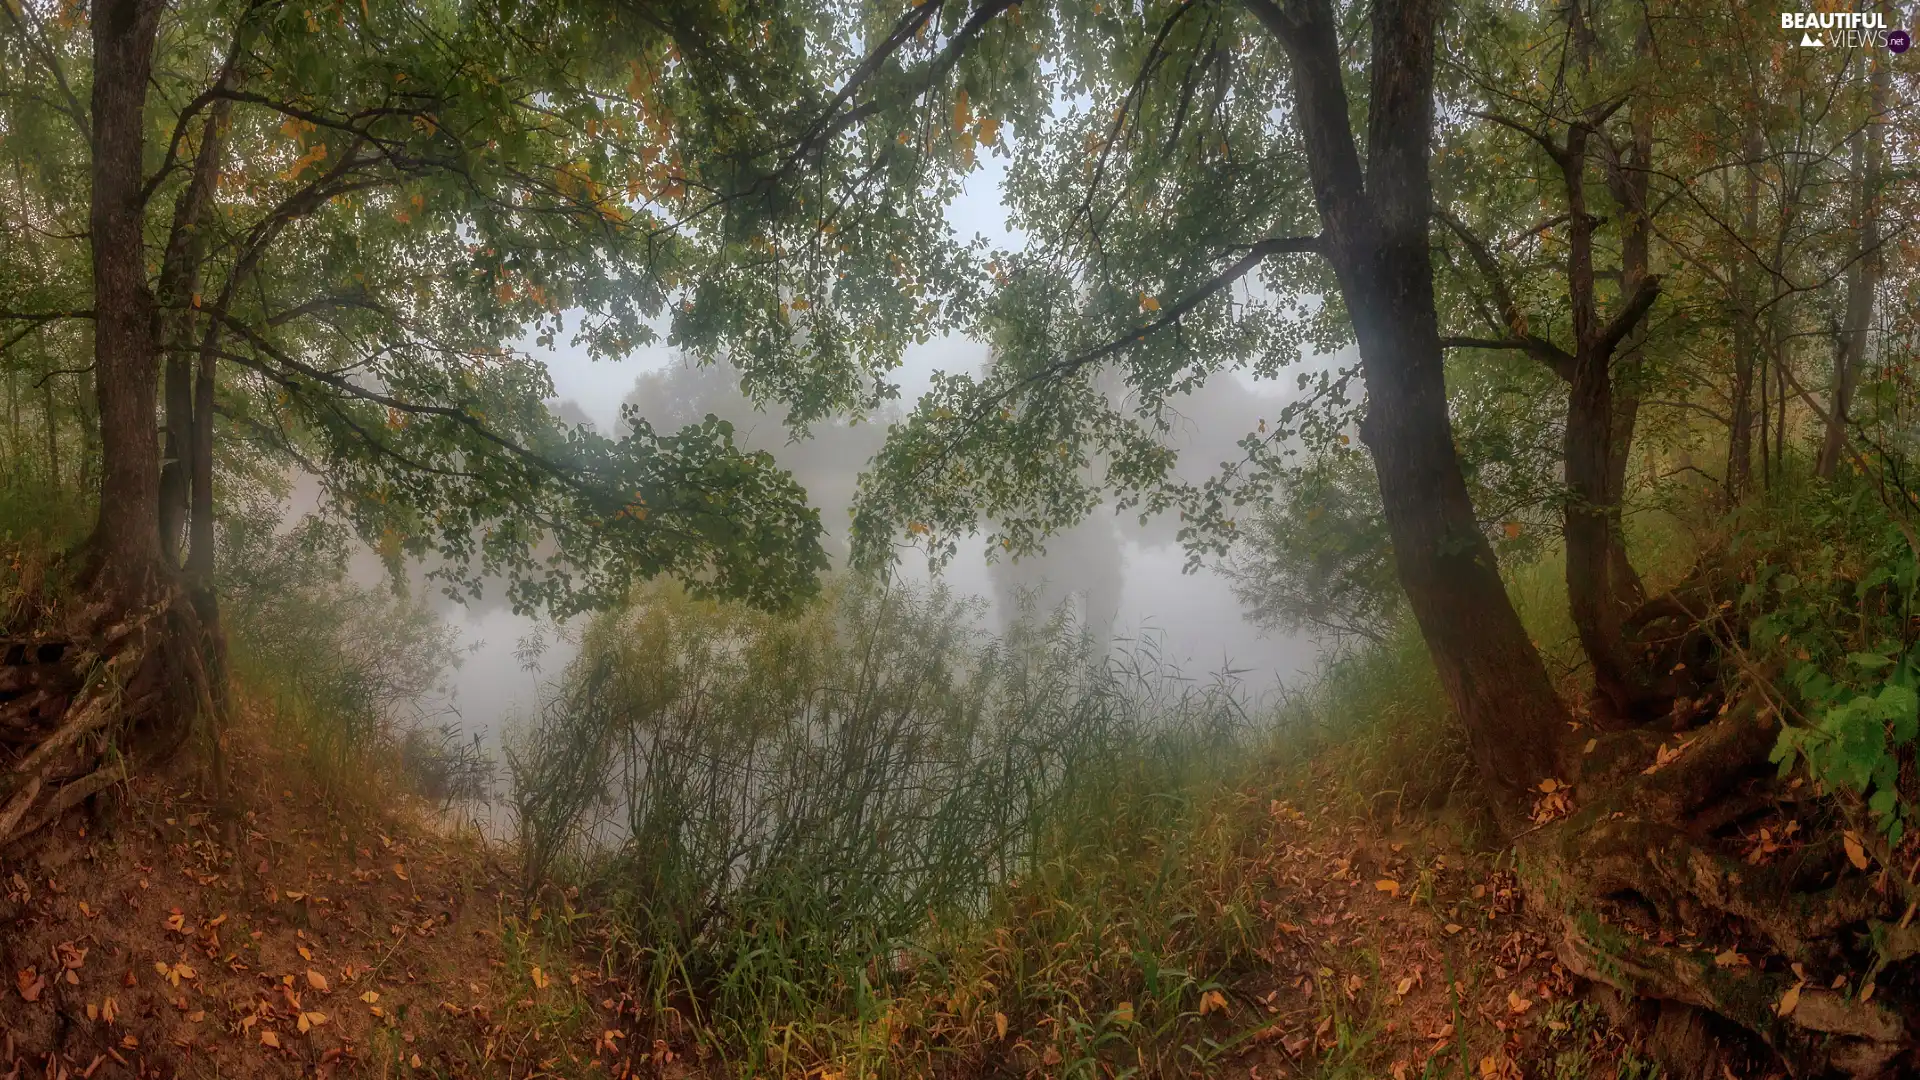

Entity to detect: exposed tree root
[1523,672,1918,1078]
[0,586,214,851]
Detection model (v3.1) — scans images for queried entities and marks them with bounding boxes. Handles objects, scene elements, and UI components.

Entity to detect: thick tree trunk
[1349,250,1569,802]
[1247,0,1571,815]
[87,0,167,608]
[1816,55,1885,480]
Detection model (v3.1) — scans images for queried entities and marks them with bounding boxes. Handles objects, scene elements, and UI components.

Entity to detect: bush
[505,577,1256,1065]
[219,515,475,797]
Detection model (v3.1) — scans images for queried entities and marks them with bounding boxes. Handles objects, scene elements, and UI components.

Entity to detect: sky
[433,154,1324,747]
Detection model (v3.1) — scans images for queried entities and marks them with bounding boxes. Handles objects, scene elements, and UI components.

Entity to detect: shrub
[505,577,1256,1064]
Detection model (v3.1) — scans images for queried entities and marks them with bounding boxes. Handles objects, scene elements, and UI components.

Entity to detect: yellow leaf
[994,1011,1008,1040]
[1112,1001,1134,1025]
[392,863,409,882]
[1507,990,1532,1014]
[361,991,381,1004]
[1843,832,1869,870]
[1200,989,1228,1015]
[1395,976,1415,996]
[1538,778,1559,793]
[307,969,329,992]
[1777,982,1801,1016]
[297,946,312,961]
[261,1030,281,1048]
[531,966,550,990]
[1375,879,1400,897]
[1139,292,1160,312]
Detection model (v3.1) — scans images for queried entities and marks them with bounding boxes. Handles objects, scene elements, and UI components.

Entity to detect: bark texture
[86,0,167,607]
[1246,0,1570,814]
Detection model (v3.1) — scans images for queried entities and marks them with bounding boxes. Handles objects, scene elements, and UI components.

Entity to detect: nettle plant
[1748,492,1920,844]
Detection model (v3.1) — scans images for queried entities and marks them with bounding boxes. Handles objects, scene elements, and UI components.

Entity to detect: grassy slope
[0,530,1691,1078]
[0,682,1650,1080]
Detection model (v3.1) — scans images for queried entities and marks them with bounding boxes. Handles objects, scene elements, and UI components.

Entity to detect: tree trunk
[156,106,228,569]
[1816,54,1885,479]
[41,362,60,484]
[1559,96,1659,721]
[87,0,167,608]
[188,325,219,589]
[1246,0,1572,816]
[1725,122,1764,500]
[1727,312,1756,499]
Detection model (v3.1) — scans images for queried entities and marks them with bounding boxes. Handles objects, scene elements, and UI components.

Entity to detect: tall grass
[506,578,1258,1068]
[219,515,483,803]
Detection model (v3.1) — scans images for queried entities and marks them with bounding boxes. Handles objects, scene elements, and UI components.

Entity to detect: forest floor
[0,705,1652,1080]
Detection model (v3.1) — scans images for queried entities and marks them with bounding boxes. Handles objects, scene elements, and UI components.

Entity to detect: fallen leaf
[261,1030,280,1049]
[1444,923,1464,935]
[1395,975,1416,996]
[994,1011,1008,1039]
[360,991,381,1004]
[16,967,45,1002]
[1200,989,1228,1015]
[392,863,409,882]
[530,966,549,990]
[1507,990,1532,1015]
[297,1010,328,1032]
[1375,879,1401,897]
[1112,1001,1134,1025]
[1843,832,1870,871]
[1777,983,1801,1017]
[306,969,329,992]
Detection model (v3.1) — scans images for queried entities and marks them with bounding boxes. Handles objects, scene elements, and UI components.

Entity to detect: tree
[670,0,1919,1070]
[685,0,1573,809]
[0,0,834,847]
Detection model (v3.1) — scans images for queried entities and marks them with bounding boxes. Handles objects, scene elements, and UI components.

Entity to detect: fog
[408,157,1323,748]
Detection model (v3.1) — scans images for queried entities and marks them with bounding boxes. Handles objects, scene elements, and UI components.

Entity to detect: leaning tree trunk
[1248,0,1571,820]
[1244,1,1917,1073]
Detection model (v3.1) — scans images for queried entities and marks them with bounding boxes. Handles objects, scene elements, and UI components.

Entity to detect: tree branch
[1015,234,1322,392]
[1595,274,1660,359]
[1439,336,1576,380]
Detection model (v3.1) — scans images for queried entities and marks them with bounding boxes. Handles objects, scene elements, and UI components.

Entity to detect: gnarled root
[0,588,211,851]
[1521,700,1917,1077]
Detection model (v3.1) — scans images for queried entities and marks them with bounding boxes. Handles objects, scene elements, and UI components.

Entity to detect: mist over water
[317,157,1323,753]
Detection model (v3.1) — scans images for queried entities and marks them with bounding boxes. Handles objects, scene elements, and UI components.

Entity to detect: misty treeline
[3,0,1920,1073]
